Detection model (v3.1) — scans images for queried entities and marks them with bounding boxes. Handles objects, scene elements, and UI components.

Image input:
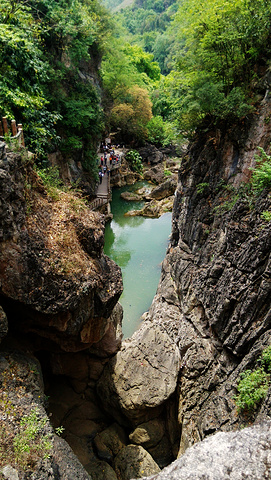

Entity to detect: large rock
[138,145,164,165]
[97,321,180,425]
[85,459,118,480]
[140,423,271,480]
[94,423,127,462]
[129,419,165,449]
[143,165,165,184]
[114,445,160,480]
[127,198,174,218]
[148,177,177,201]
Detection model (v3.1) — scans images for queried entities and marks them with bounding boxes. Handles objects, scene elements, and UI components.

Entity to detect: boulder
[138,145,164,165]
[140,198,174,218]
[120,192,142,201]
[52,435,92,479]
[148,436,173,469]
[140,423,271,480]
[129,419,165,449]
[114,445,160,480]
[97,321,180,425]
[94,423,127,462]
[148,177,177,201]
[88,302,123,358]
[85,459,118,480]
[143,165,165,185]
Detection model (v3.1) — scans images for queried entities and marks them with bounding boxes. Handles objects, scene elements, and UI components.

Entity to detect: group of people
[98,142,121,184]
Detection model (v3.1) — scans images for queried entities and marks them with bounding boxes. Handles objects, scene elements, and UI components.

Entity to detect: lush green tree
[0,0,59,154]
[162,0,271,134]
[123,44,160,81]
[110,85,152,143]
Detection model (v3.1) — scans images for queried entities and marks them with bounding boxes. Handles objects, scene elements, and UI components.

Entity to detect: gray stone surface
[94,423,127,462]
[97,321,180,425]
[148,177,177,201]
[139,423,271,480]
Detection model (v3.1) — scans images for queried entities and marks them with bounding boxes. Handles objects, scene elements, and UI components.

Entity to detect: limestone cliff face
[145,102,271,456]
[0,146,123,353]
[166,100,271,452]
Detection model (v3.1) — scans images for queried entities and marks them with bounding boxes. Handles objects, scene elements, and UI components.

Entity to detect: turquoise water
[104,183,172,338]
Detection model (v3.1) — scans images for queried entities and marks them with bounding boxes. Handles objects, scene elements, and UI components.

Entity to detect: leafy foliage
[164,0,271,133]
[13,408,52,467]
[110,86,152,143]
[114,0,178,73]
[125,149,143,174]
[0,0,108,169]
[147,115,175,146]
[251,147,271,192]
[235,345,271,413]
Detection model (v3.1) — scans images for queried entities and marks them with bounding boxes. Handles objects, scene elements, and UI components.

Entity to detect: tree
[163,0,271,134]
[110,86,152,143]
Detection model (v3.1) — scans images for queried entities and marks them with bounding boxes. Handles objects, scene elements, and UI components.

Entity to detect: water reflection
[104,182,172,338]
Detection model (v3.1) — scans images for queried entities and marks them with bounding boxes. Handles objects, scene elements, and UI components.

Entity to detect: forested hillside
[1,0,271,179]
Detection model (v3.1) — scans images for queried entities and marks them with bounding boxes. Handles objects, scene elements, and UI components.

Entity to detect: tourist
[98,170,102,184]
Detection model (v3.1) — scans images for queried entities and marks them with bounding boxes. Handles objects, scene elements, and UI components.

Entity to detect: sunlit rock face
[97,320,180,426]
[139,422,271,480]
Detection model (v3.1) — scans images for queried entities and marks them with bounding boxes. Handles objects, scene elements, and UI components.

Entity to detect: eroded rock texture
[0,147,124,478]
[0,149,123,352]
[165,104,271,452]
[97,321,180,426]
[98,93,271,472]
[0,352,92,480]
[140,422,271,480]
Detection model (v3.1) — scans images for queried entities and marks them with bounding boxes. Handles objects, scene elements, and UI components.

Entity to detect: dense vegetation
[0,0,110,170]
[109,0,271,142]
[1,0,271,176]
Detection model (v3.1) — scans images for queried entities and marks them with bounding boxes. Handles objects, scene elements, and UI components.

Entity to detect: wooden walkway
[89,153,122,211]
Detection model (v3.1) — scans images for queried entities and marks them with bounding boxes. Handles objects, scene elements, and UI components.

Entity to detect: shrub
[235,345,271,413]
[251,147,271,192]
[147,116,165,145]
[261,210,271,222]
[234,368,269,413]
[13,408,52,468]
[196,182,209,194]
[125,150,143,174]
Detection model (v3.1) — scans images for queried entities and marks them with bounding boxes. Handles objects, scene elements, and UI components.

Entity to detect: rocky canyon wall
[0,144,124,478]
[97,91,271,476]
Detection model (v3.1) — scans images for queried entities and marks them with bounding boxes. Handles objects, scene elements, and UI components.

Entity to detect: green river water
[104,182,172,338]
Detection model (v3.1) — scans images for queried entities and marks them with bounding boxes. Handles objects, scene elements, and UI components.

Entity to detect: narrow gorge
[1,80,271,478]
[1,0,271,478]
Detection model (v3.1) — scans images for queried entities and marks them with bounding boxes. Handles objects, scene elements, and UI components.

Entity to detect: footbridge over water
[89,152,123,213]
